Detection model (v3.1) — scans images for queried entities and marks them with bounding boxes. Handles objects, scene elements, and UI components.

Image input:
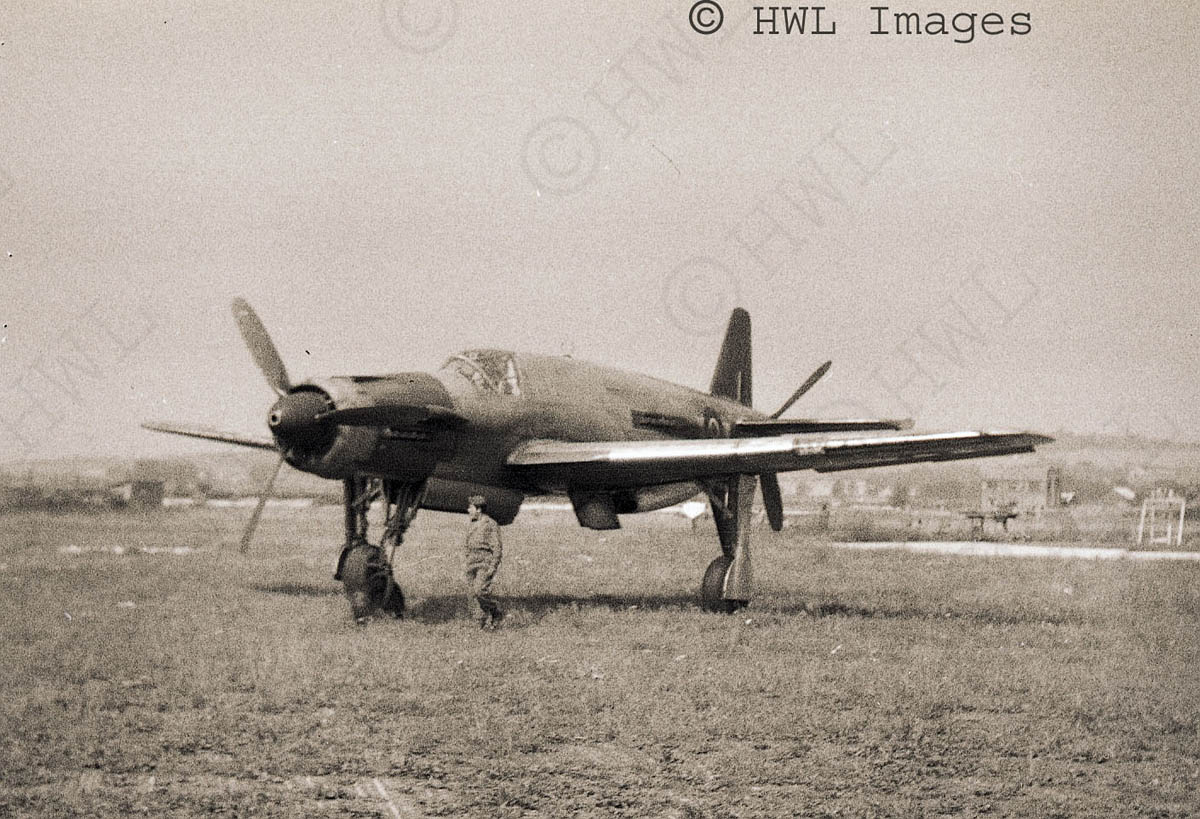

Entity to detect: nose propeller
[232,298,304,553]
[232,297,292,396]
[229,298,453,551]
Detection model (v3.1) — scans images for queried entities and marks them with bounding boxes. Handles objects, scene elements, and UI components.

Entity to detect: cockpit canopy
[440,349,521,396]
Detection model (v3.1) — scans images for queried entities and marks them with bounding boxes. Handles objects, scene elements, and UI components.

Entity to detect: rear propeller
[770,360,831,419]
[761,360,831,531]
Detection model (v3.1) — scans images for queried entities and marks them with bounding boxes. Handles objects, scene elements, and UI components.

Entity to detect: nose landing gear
[334,477,426,623]
[340,541,405,623]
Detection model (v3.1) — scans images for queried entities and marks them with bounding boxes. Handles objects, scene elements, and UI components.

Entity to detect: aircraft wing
[142,421,277,451]
[506,430,1052,490]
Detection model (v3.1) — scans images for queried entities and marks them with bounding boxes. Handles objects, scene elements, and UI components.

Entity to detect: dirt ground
[1,507,1198,817]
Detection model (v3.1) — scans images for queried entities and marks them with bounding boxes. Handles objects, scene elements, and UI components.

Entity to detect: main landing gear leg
[700,474,755,613]
[334,477,426,624]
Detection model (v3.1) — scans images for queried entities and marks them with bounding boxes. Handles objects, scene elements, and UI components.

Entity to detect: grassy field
[1,507,1198,817]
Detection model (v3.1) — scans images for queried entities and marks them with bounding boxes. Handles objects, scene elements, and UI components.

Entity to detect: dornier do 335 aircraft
[145,300,1052,620]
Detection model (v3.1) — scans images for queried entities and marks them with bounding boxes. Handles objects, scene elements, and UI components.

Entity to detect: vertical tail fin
[709,308,784,532]
[709,308,752,407]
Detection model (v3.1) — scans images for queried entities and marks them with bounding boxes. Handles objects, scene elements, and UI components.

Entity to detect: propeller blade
[770,360,831,419]
[239,453,285,553]
[232,298,291,396]
[760,472,784,532]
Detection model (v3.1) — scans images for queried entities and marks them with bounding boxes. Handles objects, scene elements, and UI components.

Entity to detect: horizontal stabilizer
[142,422,277,451]
[735,418,914,435]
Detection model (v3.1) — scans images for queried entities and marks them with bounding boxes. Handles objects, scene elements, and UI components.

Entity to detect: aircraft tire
[700,555,746,614]
[341,544,405,623]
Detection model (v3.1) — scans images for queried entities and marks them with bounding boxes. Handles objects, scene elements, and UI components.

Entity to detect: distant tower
[1045,467,1060,507]
[1136,488,1186,548]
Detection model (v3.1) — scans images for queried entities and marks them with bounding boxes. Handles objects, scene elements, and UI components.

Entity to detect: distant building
[110,480,165,510]
[980,467,1059,517]
[790,476,896,506]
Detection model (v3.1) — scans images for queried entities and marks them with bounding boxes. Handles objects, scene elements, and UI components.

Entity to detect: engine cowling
[270,375,461,482]
[268,380,383,479]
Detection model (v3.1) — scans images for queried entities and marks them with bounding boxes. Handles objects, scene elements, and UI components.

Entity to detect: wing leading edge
[507,430,1053,490]
[142,421,277,451]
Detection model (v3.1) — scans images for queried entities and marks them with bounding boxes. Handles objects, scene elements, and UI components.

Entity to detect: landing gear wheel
[341,544,405,623]
[700,555,748,614]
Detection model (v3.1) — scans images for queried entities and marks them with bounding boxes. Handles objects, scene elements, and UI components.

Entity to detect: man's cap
[468,494,487,507]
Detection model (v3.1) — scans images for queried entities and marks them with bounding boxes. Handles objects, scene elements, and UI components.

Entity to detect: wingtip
[984,430,1055,446]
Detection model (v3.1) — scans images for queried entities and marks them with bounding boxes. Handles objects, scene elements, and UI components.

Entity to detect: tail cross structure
[702,309,760,610]
[709,308,752,407]
[708,307,785,536]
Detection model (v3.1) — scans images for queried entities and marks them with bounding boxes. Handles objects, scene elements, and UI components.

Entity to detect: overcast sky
[2,1,1197,461]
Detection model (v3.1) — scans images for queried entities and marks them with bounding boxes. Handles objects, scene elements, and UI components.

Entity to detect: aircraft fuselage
[276,351,762,522]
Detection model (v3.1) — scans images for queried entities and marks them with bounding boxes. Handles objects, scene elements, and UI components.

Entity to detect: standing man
[464,494,502,629]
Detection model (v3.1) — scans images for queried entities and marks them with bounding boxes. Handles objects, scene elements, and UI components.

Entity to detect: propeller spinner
[267,390,335,452]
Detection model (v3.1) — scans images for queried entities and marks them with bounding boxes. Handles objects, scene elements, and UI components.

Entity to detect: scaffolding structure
[1135,489,1187,547]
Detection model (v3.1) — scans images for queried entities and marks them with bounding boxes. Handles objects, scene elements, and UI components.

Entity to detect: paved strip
[832,541,1200,561]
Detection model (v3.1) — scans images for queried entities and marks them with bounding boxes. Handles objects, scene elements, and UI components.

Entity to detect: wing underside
[507,430,1052,490]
